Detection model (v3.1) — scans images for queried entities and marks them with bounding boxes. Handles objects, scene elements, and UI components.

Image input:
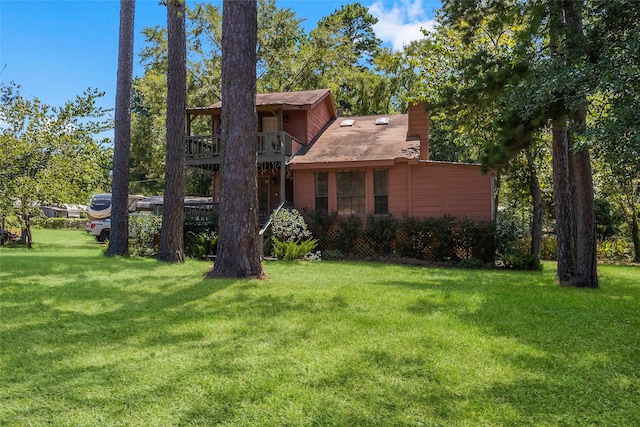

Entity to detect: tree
[210,0,266,278]
[158,0,187,262]
[438,0,599,286]
[0,83,111,248]
[316,3,381,66]
[588,0,640,261]
[107,0,136,257]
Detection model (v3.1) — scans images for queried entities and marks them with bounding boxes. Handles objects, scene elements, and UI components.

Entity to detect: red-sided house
[185,89,494,224]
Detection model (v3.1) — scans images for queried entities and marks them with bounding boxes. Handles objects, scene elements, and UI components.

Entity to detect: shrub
[271,208,312,242]
[541,235,557,260]
[322,249,343,260]
[502,250,542,270]
[495,211,527,259]
[271,238,318,261]
[128,215,162,257]
[365,215,398,254]
[397,215,457,261]
[334,215,362,256]
[456,217,496,263]
[458,257,488,269]
[597,238,632,262]
[185,230,218,259]
[33,217,87,230]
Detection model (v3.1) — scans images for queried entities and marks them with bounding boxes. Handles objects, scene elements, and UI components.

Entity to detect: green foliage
[365,214,397,254]
[305,211,506,265]
[597,238,632,262]
[269,208,316,260]
[594,198,625,240]
[502,250,542,271]
[541,235,558,261]
[456,217,496,263]
[0,82,112,247]
[271,238,318,261]
[32,217,87,230]
[494,210,528,258]
[185,230,218,259]
[270,208,311,242]
[396,214,457,261]
[128,215,162,257]
[321,249,343,260]
[334,215,362,256]
[304,209,337,252]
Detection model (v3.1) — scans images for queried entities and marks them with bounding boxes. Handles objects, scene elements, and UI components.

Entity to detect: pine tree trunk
[568,108,598,287]
[565,0,598,287]
[107,0,135,257]
[552,118,575,285]
[210,0,266,278]
[158,0,186,262]
[631,207,640,263]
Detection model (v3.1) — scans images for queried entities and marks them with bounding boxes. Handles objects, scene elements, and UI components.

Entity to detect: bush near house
[306,211,504,268]
[269,208,318,260]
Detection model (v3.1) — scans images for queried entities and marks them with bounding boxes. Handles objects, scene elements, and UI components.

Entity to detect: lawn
[1,229,639,426]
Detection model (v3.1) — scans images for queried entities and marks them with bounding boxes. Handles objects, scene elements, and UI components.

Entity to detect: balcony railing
[185,131,295,163]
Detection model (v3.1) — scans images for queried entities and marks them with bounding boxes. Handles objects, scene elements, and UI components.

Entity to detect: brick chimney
[407,102,429,160]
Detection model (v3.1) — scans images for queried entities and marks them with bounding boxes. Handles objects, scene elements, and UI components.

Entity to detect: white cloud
[367,0,438,51]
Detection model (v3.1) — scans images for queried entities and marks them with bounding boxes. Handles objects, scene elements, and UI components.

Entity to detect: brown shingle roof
[187,89,332,114]
[289,114,420,165]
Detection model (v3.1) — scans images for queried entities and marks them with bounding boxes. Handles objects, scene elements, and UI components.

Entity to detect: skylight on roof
[340,119,355,127]
[375,117,390,125]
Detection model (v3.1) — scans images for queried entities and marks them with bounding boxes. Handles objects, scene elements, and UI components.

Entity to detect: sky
[0,0,440,121]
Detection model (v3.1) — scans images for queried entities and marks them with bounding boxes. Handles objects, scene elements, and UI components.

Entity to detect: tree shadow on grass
[409,266,640,425]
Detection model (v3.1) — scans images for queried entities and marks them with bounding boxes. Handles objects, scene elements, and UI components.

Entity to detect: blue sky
[1,0,440,120]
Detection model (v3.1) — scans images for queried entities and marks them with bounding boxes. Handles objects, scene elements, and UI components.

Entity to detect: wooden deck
[185,131,296,166]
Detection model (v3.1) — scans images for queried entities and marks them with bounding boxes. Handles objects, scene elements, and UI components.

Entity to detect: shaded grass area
[1,229,639,426]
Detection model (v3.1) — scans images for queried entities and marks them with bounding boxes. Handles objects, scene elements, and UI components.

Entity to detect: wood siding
[292,161,493,222]
[407,162,493,222]
[306,98,334,144]
[293,170,315,211]
[282,110,307,144]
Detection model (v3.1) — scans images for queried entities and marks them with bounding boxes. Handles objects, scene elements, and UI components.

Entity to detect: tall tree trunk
[631,206,640,263]
[552,117,575,284]
[107,0,135,257]
[549,0,574,283]
[158,0,186,262]
[22,213,32,249]
[526,147,543,257]
[568,108,598,287]
[565,0,598,287]
[210,0,266,278]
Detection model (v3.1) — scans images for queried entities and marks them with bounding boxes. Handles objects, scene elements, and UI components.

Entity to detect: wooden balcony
[185,131,296,166]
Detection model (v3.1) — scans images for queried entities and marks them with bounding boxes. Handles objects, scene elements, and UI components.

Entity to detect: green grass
[1,229,639,426]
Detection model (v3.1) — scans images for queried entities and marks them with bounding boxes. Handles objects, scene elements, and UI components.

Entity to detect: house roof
[289,114,421,166]
[187,89,333,115]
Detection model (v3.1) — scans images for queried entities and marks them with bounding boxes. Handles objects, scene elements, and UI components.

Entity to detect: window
[374,169,389,214]
[336,170,365,215]
[314,171,328,213]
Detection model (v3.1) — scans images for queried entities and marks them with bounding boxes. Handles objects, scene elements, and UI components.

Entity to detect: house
[185,89,494,224]
[41,204,83,218]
